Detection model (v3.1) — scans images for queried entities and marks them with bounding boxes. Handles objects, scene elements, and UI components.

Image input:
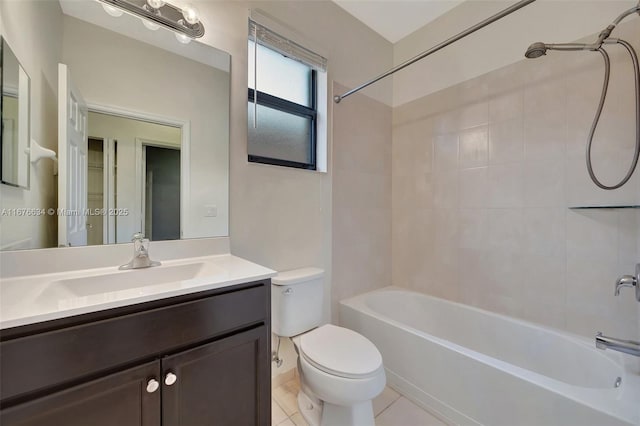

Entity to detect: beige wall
[0,0,62,250]
[392,19,640,340]
[393,0,638,106]
[190,1,393,318]
[332,83,392,323]
[188,1,393,377]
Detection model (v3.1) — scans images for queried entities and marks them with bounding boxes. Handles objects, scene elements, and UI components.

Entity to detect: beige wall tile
[391,18,639,340]
[333,83,392,323]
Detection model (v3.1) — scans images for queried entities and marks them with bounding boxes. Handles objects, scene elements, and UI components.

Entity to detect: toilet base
[298,390,322,426]
[297,390,375,426]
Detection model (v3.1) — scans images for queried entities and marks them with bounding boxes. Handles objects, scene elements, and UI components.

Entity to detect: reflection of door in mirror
[58,64,88,248]
[88,112,182,244]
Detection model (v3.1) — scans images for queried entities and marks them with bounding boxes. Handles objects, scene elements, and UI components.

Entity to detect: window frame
[248,53,318,171]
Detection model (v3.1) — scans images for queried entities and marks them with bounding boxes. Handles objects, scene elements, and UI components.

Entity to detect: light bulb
[142,19,160,31]
[101,3,123,17]
[181,5,199,25]
[175,33,192,44]
[146,0,165,9]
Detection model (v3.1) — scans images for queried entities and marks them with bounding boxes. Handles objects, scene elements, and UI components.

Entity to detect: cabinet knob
[164,372,177,386]
[146,378,160,393]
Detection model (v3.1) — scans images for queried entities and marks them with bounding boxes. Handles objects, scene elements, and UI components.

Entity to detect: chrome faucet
[119,233,161,270]
[595,332,640,357]
[614,263,639,301]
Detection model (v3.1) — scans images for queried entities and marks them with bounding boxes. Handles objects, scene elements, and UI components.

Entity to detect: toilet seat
[299,324,383,379]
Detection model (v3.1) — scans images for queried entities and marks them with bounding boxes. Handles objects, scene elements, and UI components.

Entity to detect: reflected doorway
[143,144,180,241]
[87,137,105,245]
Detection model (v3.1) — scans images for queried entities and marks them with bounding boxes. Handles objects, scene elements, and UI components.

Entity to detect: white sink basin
[56,262,221,296]
[0,254,276,330]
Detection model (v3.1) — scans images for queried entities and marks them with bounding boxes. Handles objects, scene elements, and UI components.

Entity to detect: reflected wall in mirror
[1,38,30,188]
[0,0,230,250]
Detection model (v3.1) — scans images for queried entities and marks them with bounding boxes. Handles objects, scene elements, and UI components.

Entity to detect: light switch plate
[204,205,217,217]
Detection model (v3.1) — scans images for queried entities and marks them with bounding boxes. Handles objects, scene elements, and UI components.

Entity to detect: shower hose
[588,39,640,190]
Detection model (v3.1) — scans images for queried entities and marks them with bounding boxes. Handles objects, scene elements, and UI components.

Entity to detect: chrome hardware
[614,263,640,301]
[119,232,161,270]
[595,332,640,357]
[272,336,283,367]
[164,372,177,386]
[146,378,160,393]
[614,377,622,388]
[283,288,293,295]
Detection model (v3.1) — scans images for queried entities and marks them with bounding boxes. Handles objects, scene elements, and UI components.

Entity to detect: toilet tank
[272,267,324,337]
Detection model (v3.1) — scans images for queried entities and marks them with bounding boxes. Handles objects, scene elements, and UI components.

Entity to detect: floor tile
[375,397,447,426]
[289,412,309,426]
[373,386,401,416]
[272,400,288,425]
[276,419,295,426]
[273,378,300,416]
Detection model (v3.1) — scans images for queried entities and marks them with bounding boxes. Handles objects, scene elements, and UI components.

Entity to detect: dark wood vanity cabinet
[0,280,271,426]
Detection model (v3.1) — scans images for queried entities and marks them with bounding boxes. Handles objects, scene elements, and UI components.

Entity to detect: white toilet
[272,268,386,426]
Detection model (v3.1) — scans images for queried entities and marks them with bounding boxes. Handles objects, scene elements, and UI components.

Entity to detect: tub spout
[595,332,640,357]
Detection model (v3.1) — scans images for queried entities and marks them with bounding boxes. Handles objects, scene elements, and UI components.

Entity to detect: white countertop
[0,254,276,329]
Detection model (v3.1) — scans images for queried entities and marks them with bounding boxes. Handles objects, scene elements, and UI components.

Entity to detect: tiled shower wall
[392,20,640,340]
[333,83,392,322]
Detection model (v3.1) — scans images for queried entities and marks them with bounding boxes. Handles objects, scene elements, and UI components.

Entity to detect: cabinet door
[0,361,161,426]
[162,326,270,426]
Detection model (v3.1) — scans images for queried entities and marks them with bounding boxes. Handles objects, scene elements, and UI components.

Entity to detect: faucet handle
[614,263,640,301]
[615,275,636,295]
[132,232,145,242]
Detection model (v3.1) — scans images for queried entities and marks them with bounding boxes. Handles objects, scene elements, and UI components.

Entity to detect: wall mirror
[1,38,30,189]
[1,0,230,250]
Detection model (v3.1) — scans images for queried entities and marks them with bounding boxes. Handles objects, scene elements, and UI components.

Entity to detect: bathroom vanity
[0,253,274,426]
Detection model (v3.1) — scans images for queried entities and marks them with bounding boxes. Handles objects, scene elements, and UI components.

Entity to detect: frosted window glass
[248,41,312,107]
[248,103,312,164]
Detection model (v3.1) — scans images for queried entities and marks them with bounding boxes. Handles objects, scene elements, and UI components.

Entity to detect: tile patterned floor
[272,377,448,426]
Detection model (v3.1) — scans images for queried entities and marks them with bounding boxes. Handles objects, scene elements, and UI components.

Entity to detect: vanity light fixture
[142,18,160,31]
[96,0,204,41]
[101,3,123,17]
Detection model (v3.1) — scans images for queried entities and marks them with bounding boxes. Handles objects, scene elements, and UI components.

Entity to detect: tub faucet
[119,233,161,270]
[614,263,639,301]
[595,332,640,357]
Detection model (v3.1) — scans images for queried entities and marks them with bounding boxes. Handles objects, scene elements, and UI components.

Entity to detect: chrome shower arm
[612,3,640,26]
[545,43,598,52]
[595,3,640,43]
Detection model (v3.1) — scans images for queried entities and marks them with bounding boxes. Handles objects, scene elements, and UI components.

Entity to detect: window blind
[248,19,327,72]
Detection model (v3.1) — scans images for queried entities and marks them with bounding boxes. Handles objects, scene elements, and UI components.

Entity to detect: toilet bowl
[293,325,386,426]
[272,268,386,426]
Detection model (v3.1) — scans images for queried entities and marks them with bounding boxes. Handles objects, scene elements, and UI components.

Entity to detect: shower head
[525,42,547,59]
[525,42,596,59]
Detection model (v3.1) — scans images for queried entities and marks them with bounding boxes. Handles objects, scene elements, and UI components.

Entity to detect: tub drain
[614,377,622,388]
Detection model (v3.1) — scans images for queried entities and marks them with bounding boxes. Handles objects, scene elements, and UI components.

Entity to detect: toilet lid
[300,324,383,379]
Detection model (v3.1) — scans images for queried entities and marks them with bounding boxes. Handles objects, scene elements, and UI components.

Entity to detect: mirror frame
[1,36,31,189]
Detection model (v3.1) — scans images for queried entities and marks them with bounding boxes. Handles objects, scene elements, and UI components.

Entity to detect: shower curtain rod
[333,0,536,104]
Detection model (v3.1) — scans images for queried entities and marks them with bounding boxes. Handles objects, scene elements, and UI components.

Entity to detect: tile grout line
[375,394,403,419]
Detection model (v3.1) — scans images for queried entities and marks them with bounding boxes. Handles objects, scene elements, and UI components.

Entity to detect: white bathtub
[340,287,640,426]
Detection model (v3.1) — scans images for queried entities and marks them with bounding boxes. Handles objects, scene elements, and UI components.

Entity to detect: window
[248,20,327,170]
